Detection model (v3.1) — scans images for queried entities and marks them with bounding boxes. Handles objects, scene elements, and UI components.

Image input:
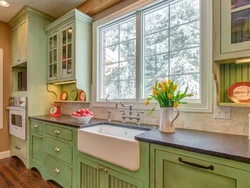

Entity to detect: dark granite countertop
[135,129,250,164]
[29,115,107,128]
[29,114,250,164]
[28,115,154,129]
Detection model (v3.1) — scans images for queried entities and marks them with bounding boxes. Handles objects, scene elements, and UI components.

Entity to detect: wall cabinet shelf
[214,59,250,106]
[48,82,89,103]
[45,9,93,102]
[214,0,250,60]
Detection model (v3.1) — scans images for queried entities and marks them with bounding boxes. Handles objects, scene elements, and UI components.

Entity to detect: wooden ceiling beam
[77,0,124,16]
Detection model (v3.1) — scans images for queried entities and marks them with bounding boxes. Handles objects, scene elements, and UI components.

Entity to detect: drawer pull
[98,166,103,172]
[55,168,60,173]
[103,168,108,174]
[55,130,60,134]
[54,147,60,152]
[34,124,38,128]
[15,146,21,150]
[178,157,214,171]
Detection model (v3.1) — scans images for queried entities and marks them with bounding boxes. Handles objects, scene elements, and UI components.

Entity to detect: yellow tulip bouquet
[146,79,193,115]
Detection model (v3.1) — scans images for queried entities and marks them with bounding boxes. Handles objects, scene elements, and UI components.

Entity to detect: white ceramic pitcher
[159,107,179,133]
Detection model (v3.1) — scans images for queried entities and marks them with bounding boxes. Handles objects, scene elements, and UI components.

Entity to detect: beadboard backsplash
[60,103,249,136]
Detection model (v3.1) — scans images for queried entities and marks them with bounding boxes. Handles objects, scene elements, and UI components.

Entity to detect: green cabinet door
[77,156,102,188]
[30,132,43,170]
[104,167,144,188]
[77,156,144,188]
[47,32,59,81]
[59,23,74,80]
[154,149,250,188]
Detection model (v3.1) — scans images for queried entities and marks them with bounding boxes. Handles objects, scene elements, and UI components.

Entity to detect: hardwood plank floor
[0,156,62,188]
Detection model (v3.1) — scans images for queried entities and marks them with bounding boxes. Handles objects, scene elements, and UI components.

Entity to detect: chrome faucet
[107,110,111,122]
[115,101,144,125]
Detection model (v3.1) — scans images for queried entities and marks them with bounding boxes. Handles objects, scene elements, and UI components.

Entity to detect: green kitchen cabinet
[29,132,44,172]
[45,9,93,95]
[77,156,102,188]
[151,144,250,188]
[47,31,59,81]
[9,6,55,168]
[77,156,144,188]
[11,17,28,66]
[214,0,250,60]
[29,119,78,188]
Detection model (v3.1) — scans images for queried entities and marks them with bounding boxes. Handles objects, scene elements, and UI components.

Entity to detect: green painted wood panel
[220,64,225,102]
[105,167,143,188]
[153,149,250,188]
[44,155,72,187]
[219,62,250,103]
[45,137,73,165]
[30,132,43,170]
[11,135,27,159]
[45,124,73,141]
[77,156,144,188]
[30,120,44,133]
[77,156,102,188]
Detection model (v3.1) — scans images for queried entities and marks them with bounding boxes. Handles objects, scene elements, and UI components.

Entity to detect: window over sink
[93,0,212,112]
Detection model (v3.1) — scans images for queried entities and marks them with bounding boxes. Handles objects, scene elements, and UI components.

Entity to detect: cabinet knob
[55,168,60,173]
[98,166,103,172]
[19,100,24,104]
[54,147,60,152]
[34,124,38,128]
[103,168,108,174]
[55,130,60,134]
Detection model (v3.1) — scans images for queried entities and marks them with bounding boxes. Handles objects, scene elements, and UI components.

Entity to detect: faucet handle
[107,111,111,122]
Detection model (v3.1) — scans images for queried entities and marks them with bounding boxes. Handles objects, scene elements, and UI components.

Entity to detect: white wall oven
[7,97,27,140]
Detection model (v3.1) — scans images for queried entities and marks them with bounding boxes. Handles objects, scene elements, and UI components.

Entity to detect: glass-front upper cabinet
[48,32,58,81]
[221,0,250,53]
[60,24,74,79]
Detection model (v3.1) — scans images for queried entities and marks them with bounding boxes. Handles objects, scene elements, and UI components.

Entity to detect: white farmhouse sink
[78,124,148,171]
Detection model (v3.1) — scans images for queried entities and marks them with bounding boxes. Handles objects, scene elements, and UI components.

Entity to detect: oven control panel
[9,97,27,108]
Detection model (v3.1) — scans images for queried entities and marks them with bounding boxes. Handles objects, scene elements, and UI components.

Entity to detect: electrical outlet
[214,106,231,119]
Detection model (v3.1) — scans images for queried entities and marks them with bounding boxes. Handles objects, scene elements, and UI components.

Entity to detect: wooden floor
[0,156,62,188]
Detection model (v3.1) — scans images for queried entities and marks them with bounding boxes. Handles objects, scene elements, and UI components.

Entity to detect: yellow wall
[0,21,10,152]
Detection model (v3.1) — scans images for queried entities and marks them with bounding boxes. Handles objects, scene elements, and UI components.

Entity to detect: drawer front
[45,124,72,141]
[45,137,73,164]
[154,149,250,188]
[44,155,72,186]
[30,121,44,133]
[10,136,27,159]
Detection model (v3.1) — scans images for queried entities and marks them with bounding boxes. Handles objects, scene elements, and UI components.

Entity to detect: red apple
[72,112,77,116]
[80,109,86,113]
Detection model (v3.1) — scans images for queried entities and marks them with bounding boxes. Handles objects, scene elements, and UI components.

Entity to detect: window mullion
[136,11,141,101]
[167,4,171,80]
[118,25,121,99]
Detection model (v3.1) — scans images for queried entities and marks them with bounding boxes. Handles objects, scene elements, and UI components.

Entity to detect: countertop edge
[135,136,250,164]
[28,116,85,128]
